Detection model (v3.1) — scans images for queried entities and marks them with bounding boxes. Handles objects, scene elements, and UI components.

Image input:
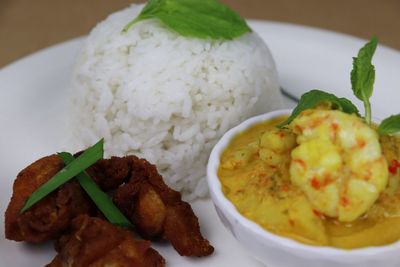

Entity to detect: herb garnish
[123,0,252,40]
[378,115,400,136]
[279,37,400,135]
[351,37,378,125]
[58,152,132,228]
[278,90,360,127]
[20,139,104,214]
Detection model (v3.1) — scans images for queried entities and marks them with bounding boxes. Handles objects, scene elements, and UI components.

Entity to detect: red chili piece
[310,177,320,189]
[389,160,400,175]
[313,209,322,218]
[340,196,349,207]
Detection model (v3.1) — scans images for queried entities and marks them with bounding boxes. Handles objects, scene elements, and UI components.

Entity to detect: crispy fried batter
[85,156,132,191]
[5,152,213,259]
[113,156,214,257]
[5,155,95,243]
[47,215,165,267]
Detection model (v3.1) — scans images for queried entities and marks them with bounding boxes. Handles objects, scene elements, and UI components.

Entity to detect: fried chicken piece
[84,156,132,191]
[47,215,165,267]
[5,152,213,258]
[113,156,214,257]
[5,155,95,243]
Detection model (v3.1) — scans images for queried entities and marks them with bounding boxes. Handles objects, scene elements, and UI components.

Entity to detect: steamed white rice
[68,4,282,200]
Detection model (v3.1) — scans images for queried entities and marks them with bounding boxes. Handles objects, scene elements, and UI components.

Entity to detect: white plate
[0,20,399,267]
[251,20,400,119]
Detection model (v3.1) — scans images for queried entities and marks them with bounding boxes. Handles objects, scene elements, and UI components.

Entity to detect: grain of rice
[67,4,282,200]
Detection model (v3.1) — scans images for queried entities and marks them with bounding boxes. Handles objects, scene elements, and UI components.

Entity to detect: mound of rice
[68,4,282,200]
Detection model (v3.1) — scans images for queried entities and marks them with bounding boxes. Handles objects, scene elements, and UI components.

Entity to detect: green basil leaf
[123,0,252,40]
[58,152,133,228]
[350,37,378,124]
[20,139,104,214]
[277,89,360,128]
[378,114,400,135]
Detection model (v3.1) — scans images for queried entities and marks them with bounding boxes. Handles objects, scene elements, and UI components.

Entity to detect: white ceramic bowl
[207,109,400,267]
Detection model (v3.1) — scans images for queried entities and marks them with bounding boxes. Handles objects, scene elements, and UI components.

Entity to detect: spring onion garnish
[20,139,104,214]
[123,0,251,40]
[58,152,133,228]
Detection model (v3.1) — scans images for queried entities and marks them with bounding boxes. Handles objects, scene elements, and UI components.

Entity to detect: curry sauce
[218,115,400,249]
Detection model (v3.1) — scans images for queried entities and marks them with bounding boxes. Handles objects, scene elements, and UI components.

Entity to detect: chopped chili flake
[363,169,372,181]
[310,176,332,190]
[357,138,366,148]
[310,177,320,189]
[389,160,400,175]
[340,196,349,207]
[294,158,306,169]
[310,117,324,128]
[236,189,244,194]
[322,175,333,186]
[313,209,323,218]
[331,122,339,139]
[288,219,295,227]
[331,122,339,131]
[295,125,303,133]
[281,184,289,192]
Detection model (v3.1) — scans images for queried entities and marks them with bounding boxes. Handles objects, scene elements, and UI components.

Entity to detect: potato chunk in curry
[218,112,400,249]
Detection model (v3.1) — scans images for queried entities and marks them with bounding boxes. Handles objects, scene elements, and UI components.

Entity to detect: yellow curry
[218,110,400,249]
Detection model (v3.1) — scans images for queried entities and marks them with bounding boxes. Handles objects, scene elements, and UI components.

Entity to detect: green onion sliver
[20,139,104,214]
[58,152,133,228]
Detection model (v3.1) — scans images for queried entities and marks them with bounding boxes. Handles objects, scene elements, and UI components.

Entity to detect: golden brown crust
[113,156,214,257]
[163,202,214,256]
[46,215,165,267]
[4,155,94,242]
[5,152,213,260]
[85,156,132,191]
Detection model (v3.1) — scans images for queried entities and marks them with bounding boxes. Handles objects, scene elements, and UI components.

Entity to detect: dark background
[1,0,399,67]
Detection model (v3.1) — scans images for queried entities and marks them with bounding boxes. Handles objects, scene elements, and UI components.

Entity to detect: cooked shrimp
[289,109,388,222]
